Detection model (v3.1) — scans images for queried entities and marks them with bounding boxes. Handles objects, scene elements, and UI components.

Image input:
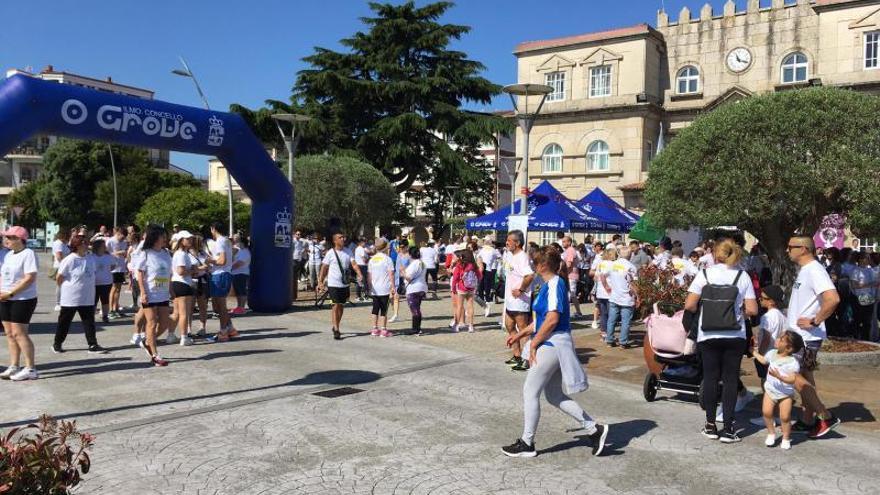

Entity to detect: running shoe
[88,345,108,354]
[467,325,475,333]
[52,343,64,354]
[371,328,380,337]
[573,312,583,319]
[217,331,230,343]
[588,424,609,456]
[380,329,392,338]
[511,360,530,372]
[388,314,399,323]
[701,422,719,440]
[227,327,240,338]
[194,328,207,338]
[808,415,841,439]
[179,335,194,347]
[765,433,777,447]
[165,332,178,345]
[505,356,521,365]
[501,439,536,458]
[449,319,456,328]
[130,333,144,346]
[0,366,21,380]
[453,325,461,333]
[719,427,742,444]
[10,367,39,381]
[591,320,599,329]
[780,439,792,450]
[102,316,110,324]
[151,355,169,367]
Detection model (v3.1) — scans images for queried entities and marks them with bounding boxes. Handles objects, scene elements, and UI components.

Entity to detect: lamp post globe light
[171,56,234,236]
[271,113,311,301]
[502,83,553,216]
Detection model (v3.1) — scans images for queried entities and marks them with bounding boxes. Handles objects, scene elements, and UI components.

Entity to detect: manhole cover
[312,387,365,398]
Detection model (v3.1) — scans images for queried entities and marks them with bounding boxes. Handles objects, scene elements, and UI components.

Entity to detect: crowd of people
[0,221,253,380]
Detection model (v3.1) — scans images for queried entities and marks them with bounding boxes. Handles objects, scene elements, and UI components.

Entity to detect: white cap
[172,230,194,241]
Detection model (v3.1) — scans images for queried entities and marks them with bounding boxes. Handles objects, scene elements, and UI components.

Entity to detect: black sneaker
[88,345,108,354]
[52,343,65,354]
[501,438,536,458]
[719,426,742,444]
[588,424,609,456]
[505,356,522,365]
[792,419,814,434]
[701,422,719,440]
[511,360,530,372]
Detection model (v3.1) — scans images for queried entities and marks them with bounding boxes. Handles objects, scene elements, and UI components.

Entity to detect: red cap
[2,226,28,241]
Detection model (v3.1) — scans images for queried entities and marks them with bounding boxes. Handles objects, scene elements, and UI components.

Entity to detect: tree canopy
[93,163,201,226]
[645,87,880,281]
[136,187,250,234]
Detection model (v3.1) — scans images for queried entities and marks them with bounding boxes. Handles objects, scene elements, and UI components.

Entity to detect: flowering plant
[0,415,94,494]
[633,264,692,317]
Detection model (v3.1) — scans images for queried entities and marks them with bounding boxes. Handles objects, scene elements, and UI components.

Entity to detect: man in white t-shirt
[291,231,305,300]
[419,242,439,298]
[785,235,841,438]
[319,232,364,340]
[502,230,534,371]
[207,222,236,341]
[307,236,325,290]
[368,238,395,337]
[602,246,638,347]
[354,238,370,302]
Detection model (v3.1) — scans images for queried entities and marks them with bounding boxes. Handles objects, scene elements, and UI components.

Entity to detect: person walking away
[404,246,428,336]
[670,247,698,286]
[135,225,174,366]
[319,232,364,340]
[172,231,198,346]
[292,230,305,299]
[684,239,758,443]
[561,236,583,318]
[91,239,115,324]
[591,247,617,336]
[420,241,439,299]
[389,241,410,323]
[190,235,210,337]
[602,246,639,348]
[502,247,608,458]
[231,234,251,315]
[652,237,673,270]
[850,252,876,341]
[54,228,107,354]
[106,227,129,319]
[0,227,40,381]
[368,238,395,337]
[127,232,147,345]
[452,249,481,333]
[785,236,842,438]
[503,231,535,371]
[478,238,500,317]
[588,242,604,329]
[446,244,461,329]
[51,229,71,312]
[753,331,804,450]
[206,222,236,341]
[354,238,370,303]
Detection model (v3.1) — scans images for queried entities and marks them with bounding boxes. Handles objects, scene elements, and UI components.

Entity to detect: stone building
[512,0,880,229]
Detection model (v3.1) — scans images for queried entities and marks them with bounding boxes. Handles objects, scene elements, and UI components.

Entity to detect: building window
[589,65,612,98]
[541,143,563,173]
[781,52,808,84]
[866,32,879,70]
[676,66,700,94]
[857,238,878,252]
[587,140,610,171]
[540,231,557,246]
[545,72,565,101]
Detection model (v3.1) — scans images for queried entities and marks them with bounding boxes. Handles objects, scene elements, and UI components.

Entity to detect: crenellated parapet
[657,0,812,28]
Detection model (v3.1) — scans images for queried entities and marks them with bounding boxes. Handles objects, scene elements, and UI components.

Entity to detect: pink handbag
[645,303,687,358]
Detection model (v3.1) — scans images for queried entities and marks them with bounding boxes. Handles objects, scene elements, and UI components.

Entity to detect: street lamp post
[107,145,118,229]
[502,84,553,216]
[172,56,234,236]
[271,113,311,302]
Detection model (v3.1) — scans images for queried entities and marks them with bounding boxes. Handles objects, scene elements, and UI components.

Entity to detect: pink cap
[2,226,28,240]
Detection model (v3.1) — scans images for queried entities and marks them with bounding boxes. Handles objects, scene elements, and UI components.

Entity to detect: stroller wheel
[643,373,659,402]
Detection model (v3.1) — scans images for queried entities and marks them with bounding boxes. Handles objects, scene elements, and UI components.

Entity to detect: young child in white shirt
[754,285,787,386]
[753,330,805,450]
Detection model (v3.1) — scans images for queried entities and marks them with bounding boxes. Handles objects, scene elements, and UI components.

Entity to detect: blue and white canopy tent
[576,187,640,232]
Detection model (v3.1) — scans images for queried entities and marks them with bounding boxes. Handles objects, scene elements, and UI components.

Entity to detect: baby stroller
[642,304,703,406]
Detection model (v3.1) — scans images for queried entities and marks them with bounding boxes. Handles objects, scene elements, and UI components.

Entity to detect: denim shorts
[210,272,233,298]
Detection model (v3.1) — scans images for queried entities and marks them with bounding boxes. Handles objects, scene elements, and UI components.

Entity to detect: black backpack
[699,269,744,332]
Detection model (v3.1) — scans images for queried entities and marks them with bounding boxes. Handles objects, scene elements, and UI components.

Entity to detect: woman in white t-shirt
[591,247,617,336]
[190,235,211,337]
[0,226,40,381]
[685,239,758,443]
[135,225,174,367]
[54,228,106,355]
[171,231,198,346]
[230,234,252,316]
[404,246,428,336]
[51,230,71,311]
[91,239,115,324]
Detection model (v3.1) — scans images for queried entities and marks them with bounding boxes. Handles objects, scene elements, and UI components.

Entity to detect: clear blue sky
[1,0,772,174]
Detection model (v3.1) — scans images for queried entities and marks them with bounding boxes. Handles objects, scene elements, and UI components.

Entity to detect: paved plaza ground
[1,268,879,494]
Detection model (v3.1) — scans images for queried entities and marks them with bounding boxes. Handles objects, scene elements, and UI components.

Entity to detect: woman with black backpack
[684,238,758,443]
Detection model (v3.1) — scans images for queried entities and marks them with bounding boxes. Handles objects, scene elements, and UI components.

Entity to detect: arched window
[587,140,609,171]
[541,143,563,173]
[676,66,700,94]
[781,52,808,84]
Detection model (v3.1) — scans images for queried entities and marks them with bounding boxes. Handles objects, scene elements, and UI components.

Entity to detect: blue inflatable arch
[0,74,292,313]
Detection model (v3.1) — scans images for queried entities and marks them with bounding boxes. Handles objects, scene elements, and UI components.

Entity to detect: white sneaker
[454,324,461,333]
[389,314,398,323]
[180,335,194,346]
[130,333,143,345]
[780,439,791,450]
[484,305,491,318]
[10,367,38,381]
[591,320,599,329]
[735,390,755,413]
[53,305,62,312]
[449,319,456,328]
[468,325,475,333]
[165,332,178,345]
[764,433,776,447]
[0,366,21,380]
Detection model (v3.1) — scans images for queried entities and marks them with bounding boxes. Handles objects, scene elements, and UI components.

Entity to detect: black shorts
[396,277,406,296]
[141,301,170,309]
[112,272,126,285]
[95,284,112,305]
[328,287,350,305]
[172,281,195,298]
[371,295,390,316]
[0,298,37,324]
[232,274,249,296]
[505,309,531,320]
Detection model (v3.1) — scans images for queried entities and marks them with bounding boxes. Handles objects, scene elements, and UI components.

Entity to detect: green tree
[93,164,200,227]
[294,154,397,236]
[136,187,250,234]
[645,87,880,285]
[7,180,46,230]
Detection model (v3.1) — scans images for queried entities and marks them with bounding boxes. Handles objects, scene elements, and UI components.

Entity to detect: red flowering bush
[0,415,93,494]
[633,264,692,317]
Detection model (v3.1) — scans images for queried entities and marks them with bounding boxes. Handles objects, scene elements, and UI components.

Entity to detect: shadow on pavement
[539,419,657,456]
[830,402,876,424]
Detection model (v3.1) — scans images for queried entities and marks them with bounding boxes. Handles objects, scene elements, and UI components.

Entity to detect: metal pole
[107,145,118,229]
[520,121,530,216]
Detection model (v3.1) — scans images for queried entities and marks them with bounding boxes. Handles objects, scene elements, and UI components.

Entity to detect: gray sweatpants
[521,345,596,445]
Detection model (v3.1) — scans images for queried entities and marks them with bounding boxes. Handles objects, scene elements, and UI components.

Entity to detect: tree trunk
[757,225,798,291]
